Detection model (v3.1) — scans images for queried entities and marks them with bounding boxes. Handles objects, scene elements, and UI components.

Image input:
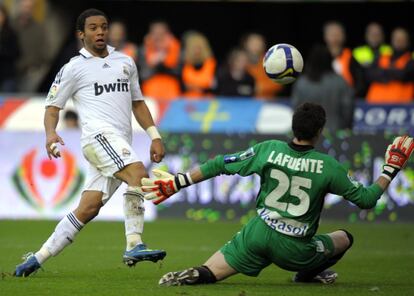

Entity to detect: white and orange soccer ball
[263,43,304,85]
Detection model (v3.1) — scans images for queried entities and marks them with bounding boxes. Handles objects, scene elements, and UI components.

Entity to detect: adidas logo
[102,63,111,69]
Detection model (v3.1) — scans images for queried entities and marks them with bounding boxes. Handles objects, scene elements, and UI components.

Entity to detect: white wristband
[146,126,161,140]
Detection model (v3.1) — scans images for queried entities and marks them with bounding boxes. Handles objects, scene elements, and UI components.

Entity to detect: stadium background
[41,1,414,92]
[1,0,413,223]
[1,1,414,295]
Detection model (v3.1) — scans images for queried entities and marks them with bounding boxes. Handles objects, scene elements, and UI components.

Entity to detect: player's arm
[44,106,64,159]
[142,144,263,204]
[330,136,413,209]
[131,100,164,163]
[131,100,157,130]
[44,63,75,159]
[130,59,165,163]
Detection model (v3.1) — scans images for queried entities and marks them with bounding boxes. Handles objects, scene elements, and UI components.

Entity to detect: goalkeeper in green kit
[142,103,414,286]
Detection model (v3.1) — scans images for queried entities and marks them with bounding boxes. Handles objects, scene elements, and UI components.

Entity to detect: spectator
[12,0,49,92]
[63,110,79,129]
[241,32,283,99]
[292,44,354,131]
[324,21,366,97]
[366,27,414,103]
[0,4,20,92]
[215,48,255,97]
[181,31,216,99]
[137,20,181,100]
[55,32,83,69]
[353,22,392,67]
[109,20,138,62]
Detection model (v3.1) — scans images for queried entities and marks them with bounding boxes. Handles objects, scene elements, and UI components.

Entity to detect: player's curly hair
[292,102,326,141]
[76,8,108,32]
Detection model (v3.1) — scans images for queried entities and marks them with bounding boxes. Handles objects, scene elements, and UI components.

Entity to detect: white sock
[123,186,145,251]
[35,212,84,264]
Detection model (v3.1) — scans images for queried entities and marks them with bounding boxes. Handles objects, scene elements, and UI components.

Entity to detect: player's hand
[382,135,414,180]
[385,136,414,168]
[150,139,165,163]
[141,169,180,205]
[46,132,65,159]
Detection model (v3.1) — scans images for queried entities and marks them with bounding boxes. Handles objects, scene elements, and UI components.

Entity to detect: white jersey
[46,45,143,146]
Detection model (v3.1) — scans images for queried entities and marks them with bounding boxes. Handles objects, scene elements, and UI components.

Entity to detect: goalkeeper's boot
[123,243,166,267]
[293,269,338,284]
[159,268,199,286]
[13,253,41,277]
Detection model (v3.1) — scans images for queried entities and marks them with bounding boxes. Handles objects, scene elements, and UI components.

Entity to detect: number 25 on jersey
[264,169,312,217]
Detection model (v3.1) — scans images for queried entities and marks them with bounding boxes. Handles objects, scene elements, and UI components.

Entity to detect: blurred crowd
[1,2,414,116]
[0,0,51,92]
[129,20,414,104]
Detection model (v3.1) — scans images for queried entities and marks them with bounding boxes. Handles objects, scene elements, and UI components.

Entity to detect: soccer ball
[263,43,304,85]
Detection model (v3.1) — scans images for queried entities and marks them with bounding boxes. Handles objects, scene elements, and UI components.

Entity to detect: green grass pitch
[0,219,413,296]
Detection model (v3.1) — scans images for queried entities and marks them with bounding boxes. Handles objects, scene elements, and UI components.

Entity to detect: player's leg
[87,133,165,265]
[114,162,146,250]
[114,161,166,266]
[159,216,270,286]
[204,250,238,280]
[294,229,353,284]
[14,191,104,277]
[159,251,237,286]
[73,190,105,223]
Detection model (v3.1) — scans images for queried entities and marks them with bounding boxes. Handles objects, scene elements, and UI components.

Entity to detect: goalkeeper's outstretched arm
[375,176,391,192]
[141,160,222,205]
[374,135,413,199]
[142,143,264,204]
[331,136,414,209]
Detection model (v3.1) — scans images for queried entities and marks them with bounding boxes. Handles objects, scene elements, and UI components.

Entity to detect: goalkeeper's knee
[339,229,354,250]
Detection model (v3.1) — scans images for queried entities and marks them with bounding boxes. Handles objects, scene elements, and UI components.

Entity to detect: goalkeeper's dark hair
[292,103,326,141]
[76,8,108,32]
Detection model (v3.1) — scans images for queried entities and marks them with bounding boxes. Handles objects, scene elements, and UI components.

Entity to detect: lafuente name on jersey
[94,78,129,96]
[267,151,324,174]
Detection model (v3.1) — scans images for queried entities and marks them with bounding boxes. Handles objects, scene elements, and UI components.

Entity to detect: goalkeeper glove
[382,135,414,181]
[141,169,193,205]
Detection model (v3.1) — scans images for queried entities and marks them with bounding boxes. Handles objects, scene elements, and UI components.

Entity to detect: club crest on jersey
[123,66,129,76]
[347,174,360,187]
[94,78,129,96]
[122,148,131,157]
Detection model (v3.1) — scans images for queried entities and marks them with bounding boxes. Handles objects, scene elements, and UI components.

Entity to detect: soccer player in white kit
[14,8,166,277]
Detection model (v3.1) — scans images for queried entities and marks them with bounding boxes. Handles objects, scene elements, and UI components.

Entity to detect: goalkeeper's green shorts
[220,216,335,277]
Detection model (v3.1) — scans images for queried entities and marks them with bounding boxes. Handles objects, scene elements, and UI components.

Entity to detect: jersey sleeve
[328,160,384,209]
[45,63,76,109]
[129,60,144,101]
[200,143,265,179]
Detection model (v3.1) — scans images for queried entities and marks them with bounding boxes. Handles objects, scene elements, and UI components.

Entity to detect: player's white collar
[79,45,115,59]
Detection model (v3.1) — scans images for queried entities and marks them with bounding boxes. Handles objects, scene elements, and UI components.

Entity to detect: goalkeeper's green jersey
[200,140,383,238]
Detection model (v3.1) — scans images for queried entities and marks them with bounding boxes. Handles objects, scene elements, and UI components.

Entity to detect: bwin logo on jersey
[94,79,129,96]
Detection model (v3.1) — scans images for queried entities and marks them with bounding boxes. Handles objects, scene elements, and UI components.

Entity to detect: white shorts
[82,132,140,203]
